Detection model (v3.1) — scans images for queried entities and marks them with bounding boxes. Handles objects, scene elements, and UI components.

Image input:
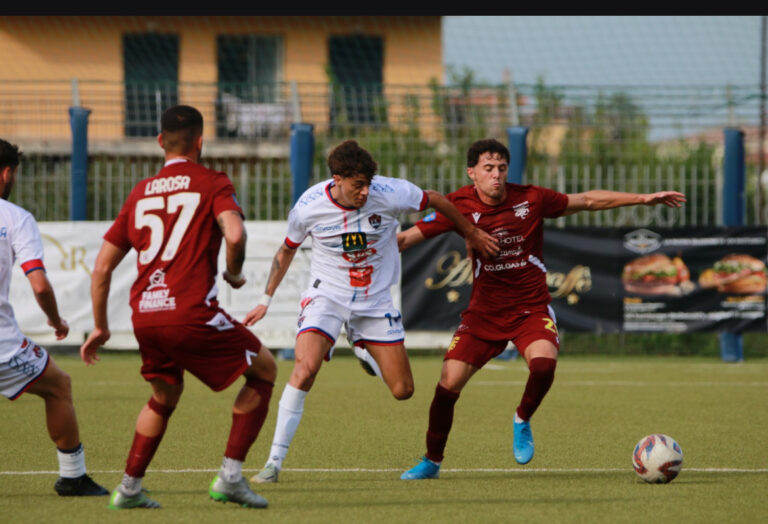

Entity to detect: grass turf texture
[2,352,767,523]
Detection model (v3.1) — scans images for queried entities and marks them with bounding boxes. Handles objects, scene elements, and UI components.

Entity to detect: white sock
[353,346,383,379]
[119,473,142,496]
[266,384,307,471]
[514,412,526,424]
[220,456,243,483]
[56,443,86,478]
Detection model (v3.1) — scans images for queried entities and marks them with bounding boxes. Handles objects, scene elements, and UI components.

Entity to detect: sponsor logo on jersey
[342,247,377,263]
[0,226,6,238]
[513,201,530,219]
[483,260,528,272]
[368,213,382,229]
[147,269,168,290]
[341,232,368,252]
[144,175,191,196]
[313,224,342,232]
[140,269,176,312]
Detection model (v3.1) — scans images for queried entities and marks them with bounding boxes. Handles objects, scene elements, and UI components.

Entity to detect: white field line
[3,467,767,476]
[475,380,768,387]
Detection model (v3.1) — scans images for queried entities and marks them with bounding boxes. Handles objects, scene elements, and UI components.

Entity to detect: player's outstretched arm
[562,190,686,216]
[424,190,500,258]
[217,209,247,289]
[80,240,127,365]
[397,225,427,252]
[243,243,297,326]
[26,269,68,340]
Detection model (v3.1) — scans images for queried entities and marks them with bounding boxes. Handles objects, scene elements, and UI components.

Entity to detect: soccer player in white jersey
[0,139,108,497]
[243,139,500,483]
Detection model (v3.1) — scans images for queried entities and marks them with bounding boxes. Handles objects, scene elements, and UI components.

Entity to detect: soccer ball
[632,433,683,484]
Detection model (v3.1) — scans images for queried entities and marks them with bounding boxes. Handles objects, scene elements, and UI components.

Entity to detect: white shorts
[296,293,405,359]
[0,338,50,400]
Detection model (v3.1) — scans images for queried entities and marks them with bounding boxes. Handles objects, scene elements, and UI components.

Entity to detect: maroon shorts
[445,307,560,368]
[134,316,263,392]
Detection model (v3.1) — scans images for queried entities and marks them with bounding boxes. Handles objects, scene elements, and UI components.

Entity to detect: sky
[442,16,762,87]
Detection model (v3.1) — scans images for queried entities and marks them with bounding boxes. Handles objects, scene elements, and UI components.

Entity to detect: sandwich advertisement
[400,226,766,334]
[544,226,767,333]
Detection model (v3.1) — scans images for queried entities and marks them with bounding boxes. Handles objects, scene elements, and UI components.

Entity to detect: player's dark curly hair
[467,138,510,168]
[327,140,377,181]
[160,105,204,154]
[0,139,22,170]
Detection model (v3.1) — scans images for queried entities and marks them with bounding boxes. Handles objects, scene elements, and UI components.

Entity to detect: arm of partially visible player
[80,240,127,365]
[26,269,68,340]
[424,190,499,258]
[397,225,427,252]
[242,242,298,326]
[562,190,686,216]
[217,209,247,289]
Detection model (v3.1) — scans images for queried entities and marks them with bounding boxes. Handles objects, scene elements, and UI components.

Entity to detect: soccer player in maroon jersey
[80,105,277,509]
[398,138,685,479]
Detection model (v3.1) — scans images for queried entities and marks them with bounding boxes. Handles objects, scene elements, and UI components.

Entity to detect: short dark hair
[467,138,510,168]
[327,140,377,181]
[0,139,22,171]
[160,105,204,153]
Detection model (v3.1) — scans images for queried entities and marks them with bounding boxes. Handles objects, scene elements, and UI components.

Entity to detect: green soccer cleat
[209,474,268,508]
[108,487,161,509]
[251,463,279,484]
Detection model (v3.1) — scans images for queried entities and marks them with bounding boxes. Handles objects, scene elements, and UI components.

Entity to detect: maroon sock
[516,357,557,421]
[425,383,460,463]
[224,378,274,461]
[125,397,175,478]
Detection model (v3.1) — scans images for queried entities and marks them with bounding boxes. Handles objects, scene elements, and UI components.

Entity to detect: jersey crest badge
[368,214,382,229]
[513,201,530,219]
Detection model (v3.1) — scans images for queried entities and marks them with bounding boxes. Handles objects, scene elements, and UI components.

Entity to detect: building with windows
[0,16,443,153]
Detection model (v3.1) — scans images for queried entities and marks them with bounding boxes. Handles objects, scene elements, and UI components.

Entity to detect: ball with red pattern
[632,433,683,484]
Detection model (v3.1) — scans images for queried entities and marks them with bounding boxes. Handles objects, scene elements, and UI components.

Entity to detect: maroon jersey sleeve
[537,186,569,218]
[211,174,244,219]
[103,192,135,252]
[414,191,464,239]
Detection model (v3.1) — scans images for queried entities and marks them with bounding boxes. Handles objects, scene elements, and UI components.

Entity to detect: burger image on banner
[698,254,768,294]
[622,253,693,296]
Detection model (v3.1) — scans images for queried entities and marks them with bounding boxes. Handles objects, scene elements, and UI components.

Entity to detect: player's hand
[48,318,69,340]
[397,232,407,252]
[223,269,247,289]
[243,305,268,326]
[80,327,110,366]
[643,191,686,208]
[466,226,500,259]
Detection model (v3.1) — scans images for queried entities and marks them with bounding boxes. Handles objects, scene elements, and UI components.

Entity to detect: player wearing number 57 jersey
[244,139,500,484]
[398,138,686,479]
[80,105,277,510]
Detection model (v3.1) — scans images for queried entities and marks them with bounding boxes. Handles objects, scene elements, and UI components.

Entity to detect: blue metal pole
[719,127,746,362]
[506,126,529,184]
[69,106,91,221]
[290,122,315,206]
[495,126,530,361]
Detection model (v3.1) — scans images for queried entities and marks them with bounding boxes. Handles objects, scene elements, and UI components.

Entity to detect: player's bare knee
[391,381,414,400]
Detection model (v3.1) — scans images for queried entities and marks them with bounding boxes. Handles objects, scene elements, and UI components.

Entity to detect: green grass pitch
[2,351,767,523]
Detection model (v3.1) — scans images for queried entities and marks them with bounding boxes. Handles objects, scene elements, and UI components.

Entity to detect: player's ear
[466,167,476,182]
[196,134,203,152]
[157,133,164,149]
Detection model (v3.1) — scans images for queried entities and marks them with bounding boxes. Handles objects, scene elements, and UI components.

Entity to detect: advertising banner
[402,226,768,333]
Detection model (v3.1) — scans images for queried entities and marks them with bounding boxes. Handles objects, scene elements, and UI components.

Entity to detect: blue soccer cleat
[513,419,535,464]
[400,456,440,480]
